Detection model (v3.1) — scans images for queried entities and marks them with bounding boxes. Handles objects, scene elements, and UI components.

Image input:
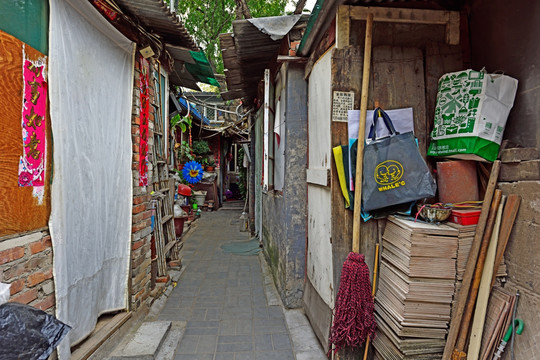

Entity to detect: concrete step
[108,321,172,360]
[155,321,187,360]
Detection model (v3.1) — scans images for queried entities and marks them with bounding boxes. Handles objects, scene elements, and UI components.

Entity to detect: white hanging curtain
[48,0,134,358]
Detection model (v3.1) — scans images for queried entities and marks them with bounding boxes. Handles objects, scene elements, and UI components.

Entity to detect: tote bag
[362,108,436,212]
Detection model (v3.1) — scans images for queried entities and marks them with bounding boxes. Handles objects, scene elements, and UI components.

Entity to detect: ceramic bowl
[417,204,452,223]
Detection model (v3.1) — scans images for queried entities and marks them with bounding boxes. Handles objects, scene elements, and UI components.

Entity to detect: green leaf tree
[175,0,291,74]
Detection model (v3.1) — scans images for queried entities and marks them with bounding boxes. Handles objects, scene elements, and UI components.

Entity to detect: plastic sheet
[0,303,71,360]
[48,0,134,358]
[247,15,302,41]
[0,282,10,305]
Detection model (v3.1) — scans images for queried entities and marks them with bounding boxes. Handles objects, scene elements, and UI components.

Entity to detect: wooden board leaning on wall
[0,30,51,238]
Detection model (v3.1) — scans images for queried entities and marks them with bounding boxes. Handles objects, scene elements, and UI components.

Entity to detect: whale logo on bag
[374,160,405,192]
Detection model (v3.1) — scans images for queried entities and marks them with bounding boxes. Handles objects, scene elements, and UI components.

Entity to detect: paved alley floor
[156,209,326,360]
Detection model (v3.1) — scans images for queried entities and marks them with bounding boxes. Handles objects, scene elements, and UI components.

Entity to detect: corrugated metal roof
[219,15,309,102]
[115,0,198,51]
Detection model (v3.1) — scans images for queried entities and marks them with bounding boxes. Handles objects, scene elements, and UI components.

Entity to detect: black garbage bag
[0,302,71,360]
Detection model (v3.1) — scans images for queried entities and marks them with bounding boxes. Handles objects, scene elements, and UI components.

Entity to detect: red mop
[328,253,376,355]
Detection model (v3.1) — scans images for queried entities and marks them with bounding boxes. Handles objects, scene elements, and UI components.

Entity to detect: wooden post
[352,13,373,254]
[336,5,351,48]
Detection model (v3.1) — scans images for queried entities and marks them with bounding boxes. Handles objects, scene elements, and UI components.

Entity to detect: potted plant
[193,139,211,156]
[170,113,192,133]
[177,141,194,168]
[205,158,216,172]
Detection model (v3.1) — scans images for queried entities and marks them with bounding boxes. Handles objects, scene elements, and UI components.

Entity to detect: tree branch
[234,0,252,19]
[294,0,307,14]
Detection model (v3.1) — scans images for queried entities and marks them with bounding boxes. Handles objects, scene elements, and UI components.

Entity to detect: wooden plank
[304,21,336,79]
[443,160,500,360]
[336,5,350,48]
[454,190,503,357]
[154,196,167,276]
[443,161,500,360]
[348,6,460,45]
[491,194,521,287]
[330,46,360,298]
[71,311,132,360]
[0,30,51,237]
[161,214,173,224]
[164,239,177,254]
[306,168,330,187]
[425,41,463,136]
[276,55,308,63]
[467,198,505,359]
[372,46,428,158]
[303,276,333,353]
[480,288,513,360]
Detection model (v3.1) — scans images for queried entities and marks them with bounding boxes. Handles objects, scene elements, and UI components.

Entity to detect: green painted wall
[0,0,49,54]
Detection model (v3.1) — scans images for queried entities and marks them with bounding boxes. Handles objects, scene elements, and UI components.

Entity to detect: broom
[328,13,376,356]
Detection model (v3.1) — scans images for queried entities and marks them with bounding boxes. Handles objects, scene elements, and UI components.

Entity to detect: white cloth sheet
[48,0,134,357]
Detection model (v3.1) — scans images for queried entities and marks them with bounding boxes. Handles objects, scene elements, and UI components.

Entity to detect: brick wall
[129,56,157,310]
[0,230,55,314]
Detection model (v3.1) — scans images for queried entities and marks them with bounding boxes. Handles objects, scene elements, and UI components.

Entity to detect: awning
[168,48,220,90]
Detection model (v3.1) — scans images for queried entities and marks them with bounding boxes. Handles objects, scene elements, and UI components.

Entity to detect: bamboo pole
[363,243,379,360]
[352,13,374,254]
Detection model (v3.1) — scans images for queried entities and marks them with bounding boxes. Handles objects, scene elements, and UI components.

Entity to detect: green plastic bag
[428,69,518,161]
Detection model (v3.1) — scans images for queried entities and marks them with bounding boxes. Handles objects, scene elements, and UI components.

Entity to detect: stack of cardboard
[373,216,459,360]
[448,222,507,302]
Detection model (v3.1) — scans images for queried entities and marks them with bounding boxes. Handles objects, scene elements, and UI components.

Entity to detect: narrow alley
[147,208,326,360]
[1,2,538,360]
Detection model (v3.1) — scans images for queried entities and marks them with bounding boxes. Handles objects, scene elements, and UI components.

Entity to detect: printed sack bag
[362,108,436,212]
[428,69,518,161]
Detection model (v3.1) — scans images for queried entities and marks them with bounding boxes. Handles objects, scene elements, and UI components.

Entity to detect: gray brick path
[158,210,298,360]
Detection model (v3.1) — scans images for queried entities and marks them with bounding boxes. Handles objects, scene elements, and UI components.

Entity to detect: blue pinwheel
[182,161,204,184]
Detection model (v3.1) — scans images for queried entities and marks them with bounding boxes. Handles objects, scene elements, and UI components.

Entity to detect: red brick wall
[0,231,55,314]
[129,56,158,310]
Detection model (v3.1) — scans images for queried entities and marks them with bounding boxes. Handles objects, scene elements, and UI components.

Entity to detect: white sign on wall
[332,91,355,122]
